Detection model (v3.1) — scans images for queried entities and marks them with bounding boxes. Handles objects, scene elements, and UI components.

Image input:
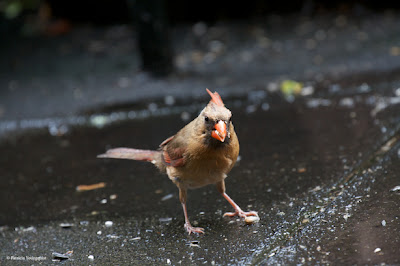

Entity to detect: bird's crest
[206,88,224,107]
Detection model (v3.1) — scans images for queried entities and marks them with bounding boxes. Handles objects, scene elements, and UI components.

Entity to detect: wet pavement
[1,10,400,265]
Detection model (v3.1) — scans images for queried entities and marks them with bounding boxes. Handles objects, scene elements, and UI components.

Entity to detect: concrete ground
[0,10,400,265]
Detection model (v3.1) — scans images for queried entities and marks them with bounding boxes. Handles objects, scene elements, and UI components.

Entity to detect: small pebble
[374,248,381,253]
[110,194,117,200]
[52,252,69,260]
[105,221,113,227]
[381,220,386,226]
[88,255,94,260]
[100,199,107,204]
[390,185,400,192]
[245,215,260,225]
[80,221,89,226]
[161,194,174,201]
[59,223,74,228]
[97,230,102,235]
[187,240,200,248]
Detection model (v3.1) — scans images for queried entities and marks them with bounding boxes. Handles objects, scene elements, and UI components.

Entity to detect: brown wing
[159,135,186,167]
[162,149,185,167]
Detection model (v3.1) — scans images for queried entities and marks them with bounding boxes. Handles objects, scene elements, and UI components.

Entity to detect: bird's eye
[204,116,209,122]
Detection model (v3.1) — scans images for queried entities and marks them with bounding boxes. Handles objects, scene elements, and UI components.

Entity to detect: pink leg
[217,181,258,218]
[179,187,204,234]
[221,192,258,218]
[181,202,204,234]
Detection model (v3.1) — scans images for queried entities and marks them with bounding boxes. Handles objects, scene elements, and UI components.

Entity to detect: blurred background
[1,0,400,122]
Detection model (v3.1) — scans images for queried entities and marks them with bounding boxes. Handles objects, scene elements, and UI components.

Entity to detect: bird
[98,89,258,234]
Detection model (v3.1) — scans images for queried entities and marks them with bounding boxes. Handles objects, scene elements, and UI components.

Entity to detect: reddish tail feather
[97,148,159,162]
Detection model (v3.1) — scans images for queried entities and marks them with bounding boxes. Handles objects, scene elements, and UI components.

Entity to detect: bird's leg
[216,180,258,218]
[179,187,204,234]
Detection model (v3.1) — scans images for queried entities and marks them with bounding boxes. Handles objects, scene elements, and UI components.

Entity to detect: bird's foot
[223,209,258,218]
[184,222,205,235]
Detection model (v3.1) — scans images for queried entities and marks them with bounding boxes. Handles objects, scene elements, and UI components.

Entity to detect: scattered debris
[381,220,387,226]
[187,240,201,248]
[90,211,100,216]
[59,223,74,228]
[245,215,260,225]
[374,248,382,253]
[161,193,174,201]
[298,167,307,173]
[302,218,310,224]
[312,186,322,192]
[390,185,400,192]
[88,255,94,261]
[159,217,173,223]
[110,194,118,200]
[106,234,120,239]
[105,221,113,227]
[100,199,107,204]
[52,250,73,261]
[16,226,36,233]
[76,182,106,192]
[130,237,141,241]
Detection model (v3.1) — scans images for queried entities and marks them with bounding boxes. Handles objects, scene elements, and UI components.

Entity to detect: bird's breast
[167,150,234,189]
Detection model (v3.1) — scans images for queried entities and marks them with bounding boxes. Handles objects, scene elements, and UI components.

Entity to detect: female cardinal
[98,89,258,234]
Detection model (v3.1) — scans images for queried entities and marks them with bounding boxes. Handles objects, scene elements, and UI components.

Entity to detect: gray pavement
[1,11,400,265]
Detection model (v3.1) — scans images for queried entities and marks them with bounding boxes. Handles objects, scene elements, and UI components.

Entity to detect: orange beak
[211,120,227,142]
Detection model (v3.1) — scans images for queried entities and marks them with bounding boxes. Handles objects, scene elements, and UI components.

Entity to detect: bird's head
[198,89,233,144]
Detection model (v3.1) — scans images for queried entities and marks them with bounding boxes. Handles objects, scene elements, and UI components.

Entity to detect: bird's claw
[223,210,258,218]
[184,223,205,235]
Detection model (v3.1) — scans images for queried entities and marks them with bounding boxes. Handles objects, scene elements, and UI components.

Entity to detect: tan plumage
[98,89,258,234]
